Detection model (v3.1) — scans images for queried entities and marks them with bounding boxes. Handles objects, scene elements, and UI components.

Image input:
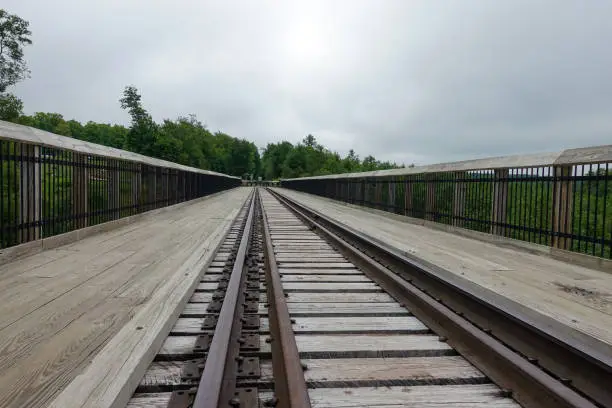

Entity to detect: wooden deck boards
[273,188,612,347]
[0,187,251,408]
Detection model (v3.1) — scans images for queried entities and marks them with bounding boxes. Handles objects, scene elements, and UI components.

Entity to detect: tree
[120,85,158,155]
[0,9,32,93]
[0,92,22,120]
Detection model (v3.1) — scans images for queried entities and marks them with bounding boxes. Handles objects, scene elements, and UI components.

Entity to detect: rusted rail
[259,191,312,408]
[192,194,256,408]
[268,188,607,408]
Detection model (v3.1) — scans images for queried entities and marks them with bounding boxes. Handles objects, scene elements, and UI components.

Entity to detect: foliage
[120,86,158,156]
[0,92,22,120]
[261,135,401,180]
[0,9,32,92]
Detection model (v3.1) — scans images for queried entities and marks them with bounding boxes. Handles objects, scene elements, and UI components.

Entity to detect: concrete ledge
[279,189,612,274]
[0,188,239,266]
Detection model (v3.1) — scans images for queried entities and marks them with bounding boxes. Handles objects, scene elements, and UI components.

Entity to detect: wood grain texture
[260,356,485,383]
[261,384,520,407]
[274,188,612,347]
[262,292,396,303]
[279,268,362,275]
[260,316,427,333]
[281,275,370,282]
[260,334,452,355]
[281,282,380,292]
[0,120,238,179]
[126,393,171,408]
[139,361,195,388]
[275,256,346,262]
[282,302,408,315]
[278,262,356,269]
[26,188,251,408]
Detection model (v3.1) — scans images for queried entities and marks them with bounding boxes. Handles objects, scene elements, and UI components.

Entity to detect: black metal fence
[0,137,240,249]
[282,155,612,259]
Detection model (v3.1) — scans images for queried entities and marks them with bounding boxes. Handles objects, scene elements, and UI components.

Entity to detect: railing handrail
[281,144,612,181]
[0,119,239,179]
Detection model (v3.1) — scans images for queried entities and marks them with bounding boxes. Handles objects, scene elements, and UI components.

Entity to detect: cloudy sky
[4,1,612,165]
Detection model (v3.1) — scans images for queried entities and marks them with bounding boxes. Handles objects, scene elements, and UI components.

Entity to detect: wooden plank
[127,393,171,408]
[276,256,346,263]
[260,356,484,384]
[172,318,213,334]
[281,282,380,292]
[159,336,197,357]
[261,384,520,407]
[200,274,222,282]
[271,235,321,240]
[274,188,612,347]
[281,275,369,282]
[279,268,362,275]
[278,262,355,269]
[260,302,408,316]
[262,292,395,303]
[139,361,194,388]
[274,249,338,254]
[276,334,451,355]
[190,293,213,303]
[196,282,219,291]
[182,303,211,316]
[260,316,427,333]
[44,189,250,408]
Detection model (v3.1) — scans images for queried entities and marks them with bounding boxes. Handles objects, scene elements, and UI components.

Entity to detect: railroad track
[127,187,608,408]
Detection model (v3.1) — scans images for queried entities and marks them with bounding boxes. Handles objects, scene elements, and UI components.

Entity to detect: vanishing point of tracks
[127,188,610,408]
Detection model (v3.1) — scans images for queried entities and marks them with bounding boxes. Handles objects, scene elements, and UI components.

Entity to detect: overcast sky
[4,1,612,165]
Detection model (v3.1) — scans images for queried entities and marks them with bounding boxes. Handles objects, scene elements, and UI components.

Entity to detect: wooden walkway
[0,188,251,408]
[272,188,612,347]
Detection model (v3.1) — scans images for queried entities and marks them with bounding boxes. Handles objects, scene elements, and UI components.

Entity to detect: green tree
[120,85,158,155]
[0,92,22,120]
[0,9,32,92]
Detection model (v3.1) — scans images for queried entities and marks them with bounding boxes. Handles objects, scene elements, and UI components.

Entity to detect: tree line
[0,8,401,180]
[262,134,403,180]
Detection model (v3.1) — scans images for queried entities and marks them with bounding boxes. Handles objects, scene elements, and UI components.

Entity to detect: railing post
[551,165,574,250]
[147,166,157,210]
[19,144,41,242]
[132,163,141,213]
[388,177,395,213]
[491,168,509,236]
[404,177,413,216]
[162,168,169,206]
[453,171,467,228]
[425,173,436,221]
[72,153,89,229]
[108,161,120,220]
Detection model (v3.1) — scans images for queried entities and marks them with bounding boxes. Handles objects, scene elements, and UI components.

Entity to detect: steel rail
[258,190,312,408]
[192,193,255,408]
[268,188,602,408]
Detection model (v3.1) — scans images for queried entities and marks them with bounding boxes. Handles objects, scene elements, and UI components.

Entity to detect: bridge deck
[0,187,251,408]
[273,188,612,348]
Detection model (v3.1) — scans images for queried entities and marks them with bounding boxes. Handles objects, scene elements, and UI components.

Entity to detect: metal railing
[0,120,240,249]
[281,145,612,259]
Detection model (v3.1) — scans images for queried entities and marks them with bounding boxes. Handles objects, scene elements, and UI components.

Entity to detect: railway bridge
[0,120,611,408]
